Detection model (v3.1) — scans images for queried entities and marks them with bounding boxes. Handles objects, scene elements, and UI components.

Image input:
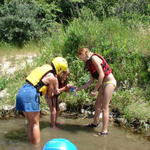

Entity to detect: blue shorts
[16,83,40,112]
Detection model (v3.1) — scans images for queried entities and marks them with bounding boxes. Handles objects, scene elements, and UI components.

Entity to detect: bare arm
[59,84,75,92]
[76,75,94,91]
[59,85,68,93]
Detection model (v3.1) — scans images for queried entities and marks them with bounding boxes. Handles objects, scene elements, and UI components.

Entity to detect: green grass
[112,87,150,120]
[0,40,42,57]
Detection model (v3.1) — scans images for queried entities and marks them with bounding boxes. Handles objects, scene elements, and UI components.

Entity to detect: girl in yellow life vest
[16,57,72,144]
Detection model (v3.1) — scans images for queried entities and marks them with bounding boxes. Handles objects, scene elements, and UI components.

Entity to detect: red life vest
[85,54,112,79]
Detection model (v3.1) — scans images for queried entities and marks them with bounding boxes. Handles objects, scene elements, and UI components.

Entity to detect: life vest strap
[104,67,110,73]
[26,79,45,95]
[101,63,106,68]
[26,79,34,86]
[34,80,45,91]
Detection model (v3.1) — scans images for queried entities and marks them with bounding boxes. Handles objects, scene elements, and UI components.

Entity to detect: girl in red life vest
[76,48,117,135]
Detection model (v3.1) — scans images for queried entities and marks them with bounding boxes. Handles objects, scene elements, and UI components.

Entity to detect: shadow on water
[40,120,95,134]
[40,121,50,129]
[4,121,51,143]
[4,128,28,142]
[3,120,49,143]
[4,119,94,143]
[58,123,94,133]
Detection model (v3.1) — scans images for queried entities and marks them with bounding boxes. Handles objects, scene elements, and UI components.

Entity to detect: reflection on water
[0,115,149,150]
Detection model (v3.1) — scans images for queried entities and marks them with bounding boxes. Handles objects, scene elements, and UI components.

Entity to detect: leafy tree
[83,0,150,20]
[0,0,59,45]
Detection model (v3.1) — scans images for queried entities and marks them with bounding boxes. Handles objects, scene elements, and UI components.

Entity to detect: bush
[54,0,84,23]
[38,7,150,88]
[112,87,150,121]
[83,0,150,21]
[61,9,150,86]
[0,0,58,45]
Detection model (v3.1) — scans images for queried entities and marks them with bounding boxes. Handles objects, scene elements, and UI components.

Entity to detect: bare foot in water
[51,122,63,128]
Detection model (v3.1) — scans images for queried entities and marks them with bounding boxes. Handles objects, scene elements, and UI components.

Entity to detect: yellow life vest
[26,64,53,95]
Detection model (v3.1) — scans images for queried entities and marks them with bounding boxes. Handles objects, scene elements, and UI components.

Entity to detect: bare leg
[93,92,103,125]
[51,107,57,128]
[47,97,58,128]
[55,98,61,125]
[101,84,115,133]
[24,112,40,144]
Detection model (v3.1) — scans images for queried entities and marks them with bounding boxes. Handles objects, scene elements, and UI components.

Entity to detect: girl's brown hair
[77,48,90,56]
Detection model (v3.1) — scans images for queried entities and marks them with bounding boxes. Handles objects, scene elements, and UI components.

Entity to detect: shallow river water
[0,115,149,150]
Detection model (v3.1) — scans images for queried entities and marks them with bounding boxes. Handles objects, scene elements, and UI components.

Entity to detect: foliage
[83,0,150,21]
[54,0,83,23]
[0,0,149,44]
[61,9,150,86]
[84,0,115,19]
[35,9,150,115]
[0,0,59,45]
[112,87,150,121]
[0,77,9,91]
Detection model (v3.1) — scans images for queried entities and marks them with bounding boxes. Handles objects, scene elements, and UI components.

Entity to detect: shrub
[54,0,84,23]
[0,0,58,45]
[112,87,150,121]
[83,0,150,21]
[62,9,150,86]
